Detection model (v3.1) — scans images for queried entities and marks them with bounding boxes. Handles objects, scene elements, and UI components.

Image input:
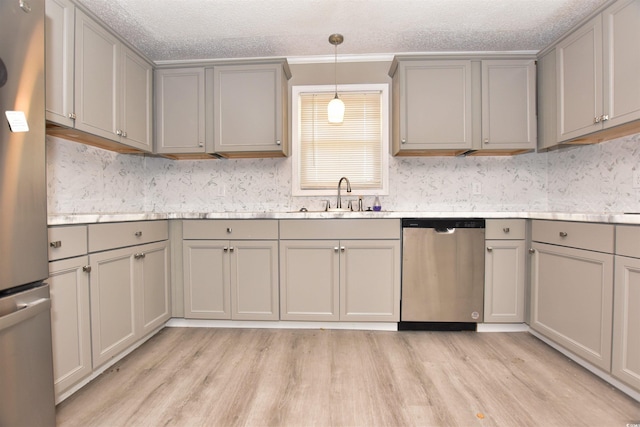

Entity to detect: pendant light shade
[328,33,344,123]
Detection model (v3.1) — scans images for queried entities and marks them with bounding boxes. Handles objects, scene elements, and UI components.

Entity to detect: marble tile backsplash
[46,132,640,215]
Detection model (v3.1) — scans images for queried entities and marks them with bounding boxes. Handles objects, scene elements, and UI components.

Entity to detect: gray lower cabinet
[47,225,91,401]
[89,240,170,368]
[612,225,640,392]
[530,220,614,371]
[484,219,526,323]
[279,219,401,322]
[87,221,170,368]
[182,220,279,320]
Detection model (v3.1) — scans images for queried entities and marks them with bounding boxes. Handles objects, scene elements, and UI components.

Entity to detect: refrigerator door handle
[0,298,50,332]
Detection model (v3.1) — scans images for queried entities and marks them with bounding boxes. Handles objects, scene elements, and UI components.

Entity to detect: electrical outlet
[472,182,482,195]
[633,171,640,189]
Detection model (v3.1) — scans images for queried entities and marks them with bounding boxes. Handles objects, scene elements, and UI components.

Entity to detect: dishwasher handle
[435,227,456,234]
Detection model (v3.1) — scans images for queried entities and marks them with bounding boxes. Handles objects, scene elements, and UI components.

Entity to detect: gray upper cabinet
[154,68,208,155]
[45,0,75,128]
[46,6,152,153]
[480,60,536,153]
[556,0,640,143]
[390,59,473,155]
[209,61,291,158]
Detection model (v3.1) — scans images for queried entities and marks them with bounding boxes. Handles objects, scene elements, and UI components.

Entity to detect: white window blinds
[298,91,383,190]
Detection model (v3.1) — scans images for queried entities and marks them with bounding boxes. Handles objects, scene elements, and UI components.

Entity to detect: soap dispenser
[373,196,382,211]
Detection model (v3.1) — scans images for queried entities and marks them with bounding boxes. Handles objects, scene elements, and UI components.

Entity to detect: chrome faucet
[336,177,352,209]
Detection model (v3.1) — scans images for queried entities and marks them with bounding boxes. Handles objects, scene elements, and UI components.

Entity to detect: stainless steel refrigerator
[0,0,56,425]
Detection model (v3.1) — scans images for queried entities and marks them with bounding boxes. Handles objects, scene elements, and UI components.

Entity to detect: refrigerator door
[0,0,49,292]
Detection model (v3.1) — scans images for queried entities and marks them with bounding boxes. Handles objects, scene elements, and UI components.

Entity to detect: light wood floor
[56,327,640,427]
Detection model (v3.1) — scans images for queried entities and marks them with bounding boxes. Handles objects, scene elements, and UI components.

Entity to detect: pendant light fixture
[327,33,345,123]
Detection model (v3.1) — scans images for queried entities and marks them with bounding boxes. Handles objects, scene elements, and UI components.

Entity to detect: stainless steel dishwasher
[399,218,485,330]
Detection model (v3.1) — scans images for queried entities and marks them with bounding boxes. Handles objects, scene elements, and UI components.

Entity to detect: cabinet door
[120,46,152,151]
[340,240,400,322]
[602,0,640,129]
[396,60,473,151]
[279,240,340,321]
[612,255,640,391]
[481,60,536,150]
[45,0,75,127]
[74,10,119,142]
[484,240,525,323]
[155,68,206,153]
[49,256,91,399]
[182,240,230,319]
[89,247,137,368]
[230,240,279,320]
[138,241,171,335]
[212,64,285,154]
[556,15,603,141]
[530,242,613,370]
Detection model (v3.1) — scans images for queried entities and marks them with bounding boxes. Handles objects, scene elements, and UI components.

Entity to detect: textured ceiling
[75,0,610,63]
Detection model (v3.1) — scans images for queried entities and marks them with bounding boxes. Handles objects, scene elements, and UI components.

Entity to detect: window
[292,84,389,196]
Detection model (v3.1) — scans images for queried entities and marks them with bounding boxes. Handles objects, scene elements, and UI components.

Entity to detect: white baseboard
[166,318,398,331]
[477,323,530,332]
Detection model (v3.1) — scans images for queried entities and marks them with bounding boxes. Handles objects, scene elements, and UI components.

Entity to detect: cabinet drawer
[182,220,278,240]
[280,219,400,240]
[616,225,640,258]
[532,220,614,253]
[485,219,526,239]
[88,220,168,252]
[48,226,88,261]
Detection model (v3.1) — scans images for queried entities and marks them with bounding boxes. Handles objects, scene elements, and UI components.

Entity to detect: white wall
[46,131,640,215]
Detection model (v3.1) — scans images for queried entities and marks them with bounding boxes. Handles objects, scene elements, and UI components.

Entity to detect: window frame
[291,83,390,197]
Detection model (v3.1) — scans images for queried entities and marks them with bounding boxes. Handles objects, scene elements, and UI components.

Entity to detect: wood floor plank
[56,328,640,427]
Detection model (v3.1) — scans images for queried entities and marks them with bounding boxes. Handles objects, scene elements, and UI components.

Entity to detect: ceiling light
[328,33,344,124]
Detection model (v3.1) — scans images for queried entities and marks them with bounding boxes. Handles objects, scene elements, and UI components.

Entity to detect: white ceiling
[75,0,610,63]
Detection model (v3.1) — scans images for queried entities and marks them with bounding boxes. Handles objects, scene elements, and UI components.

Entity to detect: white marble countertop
[48,211,640,225]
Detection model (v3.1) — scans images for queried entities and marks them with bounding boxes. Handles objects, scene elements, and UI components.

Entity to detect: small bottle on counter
[373,196,382,211]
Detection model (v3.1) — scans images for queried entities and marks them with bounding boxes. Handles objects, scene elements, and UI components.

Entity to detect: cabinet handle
[529,248,536,254]
[229,247,234,252]
[134,252,145,259]
[503,227,510,233]
[334,247,339,252]
[340,246,345,252]
[486,247,493,252]
[276,140,281,145]
[594,116,601,124]
[226,227,232,234]
[135,231,142,237]
[116,129,123,136]
[198,142,204,147]
[223,247,228,252]
[49,240,62,248]
[82,265,91,273]
[559,231,568,238]
[401,138,407,144]
[484,138,489,144]
[601,114,609,122]
[68,112,76,120]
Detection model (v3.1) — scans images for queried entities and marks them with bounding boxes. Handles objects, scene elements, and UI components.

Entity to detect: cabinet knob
[223,247,228,252]
[503,227,510,233]
[68,112,76,120]
[601,114,609,122]
[276,140,281,145]
[484,138,489,143]
[334,247,339,252]
[486,246,493,252]
[340,246,345,252]
[116,129,123,136]
[135,231,142,237]
[226,227,232,234]
[198,142,204,147]
[82,265,91,273]
[559,231,568,238]
[49,240,62,248]
[229,246,234,252]
[122,131,127,138]
[529,248,536,254]
[134,252,145,259]
[401,138,407,144]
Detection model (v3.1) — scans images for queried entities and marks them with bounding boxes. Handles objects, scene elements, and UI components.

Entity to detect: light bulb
[328,96,345,123]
